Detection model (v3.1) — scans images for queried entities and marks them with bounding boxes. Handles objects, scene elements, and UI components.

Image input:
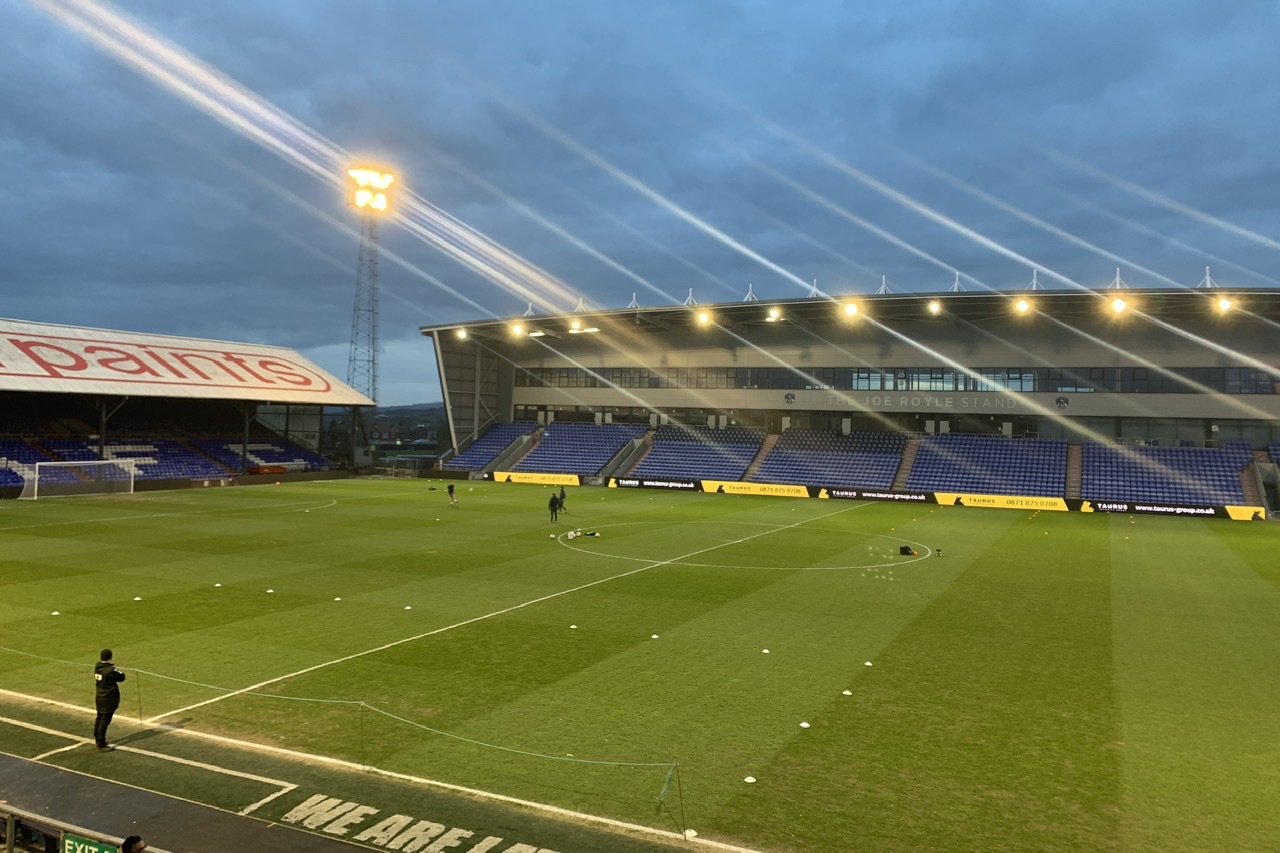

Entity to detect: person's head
[100,648,113,662]
[122,836,146,852]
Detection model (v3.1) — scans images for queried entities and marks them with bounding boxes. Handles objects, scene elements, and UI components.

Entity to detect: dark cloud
[2,0,1277,403]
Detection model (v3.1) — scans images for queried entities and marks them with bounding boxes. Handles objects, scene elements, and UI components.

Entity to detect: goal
[18,460,136,500]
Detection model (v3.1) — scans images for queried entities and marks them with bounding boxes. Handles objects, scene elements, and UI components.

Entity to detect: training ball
[800,722,810,728]
[51,611,60,616]
[275,481,281,485]
[744,776,756,783]
[762,649,770,654]
[864,661,873,666]
[549,533,555,539]
[651,634,660,639]
[266,589,274,593]
[404,605,412,610]
[842,689,852,696]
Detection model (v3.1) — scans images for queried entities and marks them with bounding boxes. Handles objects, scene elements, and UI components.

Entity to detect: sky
[2,1,1279,406]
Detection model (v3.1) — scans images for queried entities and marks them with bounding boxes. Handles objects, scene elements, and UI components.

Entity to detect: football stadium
[3,286,1280,852]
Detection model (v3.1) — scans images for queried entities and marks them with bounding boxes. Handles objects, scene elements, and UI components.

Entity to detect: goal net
[18,460,136,500]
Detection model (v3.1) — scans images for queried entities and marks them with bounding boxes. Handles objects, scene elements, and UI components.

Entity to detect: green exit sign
[62,833,119,853]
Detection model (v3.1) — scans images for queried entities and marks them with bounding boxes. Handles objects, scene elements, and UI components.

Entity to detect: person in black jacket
[94,648,126,751]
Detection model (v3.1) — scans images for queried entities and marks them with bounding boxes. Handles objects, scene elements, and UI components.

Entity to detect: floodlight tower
[345,167,394,468]
[346,168,394,402]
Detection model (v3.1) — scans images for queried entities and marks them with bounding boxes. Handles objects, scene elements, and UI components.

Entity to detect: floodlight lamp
[348,167,395,213]
[927,300,941,315]
[767,306,781,322]
[1111,297,1127,314]
[1015,298,1031,314]
[1217,297,1233,313]
[697,311,711,326]
[571,319,581,330]
[455,328,468,340]
[511,323,524,336]
[843,302,858,317]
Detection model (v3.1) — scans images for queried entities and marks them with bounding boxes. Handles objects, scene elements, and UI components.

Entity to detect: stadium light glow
[570,319,581,330]
[927,300,942,315]
[455,328,468,340]
[528,330,546,337]
[1217,297,1233,313]
[511,323,524,336]
[843,302,859,317]
[348,168,395,212]
[1111,297,1128,314]
[1015,298,1032,314]
[697,311,711,326]
[767,306,781,322]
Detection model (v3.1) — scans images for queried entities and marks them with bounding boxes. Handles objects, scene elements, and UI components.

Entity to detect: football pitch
[1,479,1278,852]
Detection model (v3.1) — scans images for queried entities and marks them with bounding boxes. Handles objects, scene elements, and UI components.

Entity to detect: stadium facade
[423,288,1280,447]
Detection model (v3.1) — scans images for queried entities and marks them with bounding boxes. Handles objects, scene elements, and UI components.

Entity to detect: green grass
[1,480,1278,852]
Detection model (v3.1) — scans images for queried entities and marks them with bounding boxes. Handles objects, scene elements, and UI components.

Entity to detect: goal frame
[18,460,136,500]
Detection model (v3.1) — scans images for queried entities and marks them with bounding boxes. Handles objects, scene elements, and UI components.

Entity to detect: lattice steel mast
[344,168,394,466]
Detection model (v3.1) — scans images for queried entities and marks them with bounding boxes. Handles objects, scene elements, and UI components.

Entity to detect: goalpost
[18,460,136,500]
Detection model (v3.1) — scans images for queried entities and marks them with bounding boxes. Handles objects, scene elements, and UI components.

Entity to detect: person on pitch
[94,648,126,752]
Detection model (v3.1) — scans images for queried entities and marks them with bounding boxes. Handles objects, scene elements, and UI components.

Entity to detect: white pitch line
[238,784,299,816]
[557,518,933,570]
[0,692,765,853]
[0,714,293,788]
[147,502,872,724]
[32,742,84,761]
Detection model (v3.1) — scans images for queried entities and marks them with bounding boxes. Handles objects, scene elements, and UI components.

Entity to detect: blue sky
[2,1,1278,405]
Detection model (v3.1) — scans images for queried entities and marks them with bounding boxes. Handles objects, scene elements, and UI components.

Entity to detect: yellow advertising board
[1224,505,1268,521]
[700,481,810,498]
[492,471,580,486]
[932,493,1070,511]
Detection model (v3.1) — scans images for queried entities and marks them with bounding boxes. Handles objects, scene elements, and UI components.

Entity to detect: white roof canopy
[0,318,372,406]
